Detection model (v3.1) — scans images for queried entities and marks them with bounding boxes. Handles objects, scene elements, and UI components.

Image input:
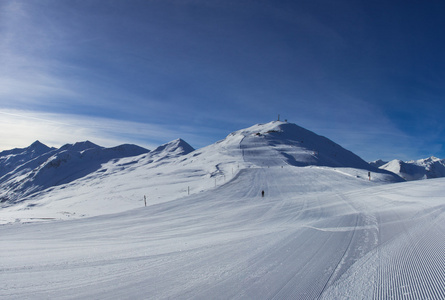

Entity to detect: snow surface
[0,140,149,203]
[369,159,388,168]
[380,156,445,181]
[1,121,444,299]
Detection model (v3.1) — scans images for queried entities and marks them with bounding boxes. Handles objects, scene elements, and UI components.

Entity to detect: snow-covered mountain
[2,121,444,299]
[0,140,150,203]
[379,156,445,181]
[0,120,402,223]
[149,138,195,161]
[0,121,403,208]
[223,122,379,169]
[170,121,401,184]
[369,159,388,168]
[0,140,55,178]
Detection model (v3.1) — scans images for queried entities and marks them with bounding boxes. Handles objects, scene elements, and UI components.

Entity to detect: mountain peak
[60,141,101,152]
[151,138,195,157]
[380,157,445,181]
[107,144,149,157]
[225,121,374,170]
[369,159,388,168]
[228,121,287,138]
[419,156,441,163]
[30,140,46,148]
[172,138,195,154]
[0,140,51,157]
[73,140,100,149]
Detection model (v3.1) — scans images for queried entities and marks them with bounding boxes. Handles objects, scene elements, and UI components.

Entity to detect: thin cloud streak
[0,109,199,151]
[0,1,443,161]
[0,110,72,126]
[0,1,80,109]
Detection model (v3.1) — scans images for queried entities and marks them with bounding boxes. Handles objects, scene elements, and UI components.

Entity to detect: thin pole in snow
[144,195,146,207]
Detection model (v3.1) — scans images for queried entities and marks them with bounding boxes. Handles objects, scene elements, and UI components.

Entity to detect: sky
[0,0,444,161]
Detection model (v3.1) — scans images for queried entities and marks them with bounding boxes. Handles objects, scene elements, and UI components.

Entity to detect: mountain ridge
[378,156,445,181]
[0,141,150,203]
[235,121,376,169]
[0,121,404,205]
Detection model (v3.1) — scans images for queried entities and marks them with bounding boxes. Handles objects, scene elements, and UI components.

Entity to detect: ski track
[1,167,445,299]
[374,206,445,299]
[321,182,445,300]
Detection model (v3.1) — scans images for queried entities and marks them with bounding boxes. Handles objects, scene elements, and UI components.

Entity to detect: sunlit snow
[1,121,444,299]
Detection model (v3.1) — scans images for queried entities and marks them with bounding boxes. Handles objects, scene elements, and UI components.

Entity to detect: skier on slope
[261,190,265,197]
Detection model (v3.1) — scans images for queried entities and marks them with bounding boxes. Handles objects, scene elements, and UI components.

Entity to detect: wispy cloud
[0,109,201,151]
[0,1,186,121]
[0,1,442,161]
[0,1,79,108]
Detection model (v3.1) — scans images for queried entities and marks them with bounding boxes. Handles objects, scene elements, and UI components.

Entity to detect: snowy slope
[0,138,196,223]
[1,168,444,299]
[191,121,399,178]
[380,156,445,180]
[0,141,149,203]
[0,121,400,223]
[150,138,195,159]
[1,121,444,299]
[227,122,377,168]
[0,140,55,178]
[369,159,388,168]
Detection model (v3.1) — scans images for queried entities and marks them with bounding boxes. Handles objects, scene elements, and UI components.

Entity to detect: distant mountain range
[0,140,152,203]
[370,157,445,181]
[3,121,441,206]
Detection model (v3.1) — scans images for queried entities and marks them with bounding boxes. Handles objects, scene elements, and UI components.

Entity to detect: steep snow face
[0,138,199,222]
[149,138,195,160]
[28,143,149,188]
[0,140,52,158]
[369,159,388,168]
[222,121,384,170]
[160,121,402,188]
[106,139,195,173]
[0,141,55,178]
[380,156,445,180]
[58,141,101,152]
[0,141,149,203]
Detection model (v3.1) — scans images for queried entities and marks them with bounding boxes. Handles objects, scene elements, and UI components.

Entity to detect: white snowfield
[1,121,444,299]
[379,156,445,181]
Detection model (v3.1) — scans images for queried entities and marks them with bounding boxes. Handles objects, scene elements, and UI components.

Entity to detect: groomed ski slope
[2,167,445,299]
[1,121,444,299]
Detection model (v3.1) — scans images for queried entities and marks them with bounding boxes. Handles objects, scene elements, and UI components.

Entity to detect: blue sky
[0,0,444,161]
